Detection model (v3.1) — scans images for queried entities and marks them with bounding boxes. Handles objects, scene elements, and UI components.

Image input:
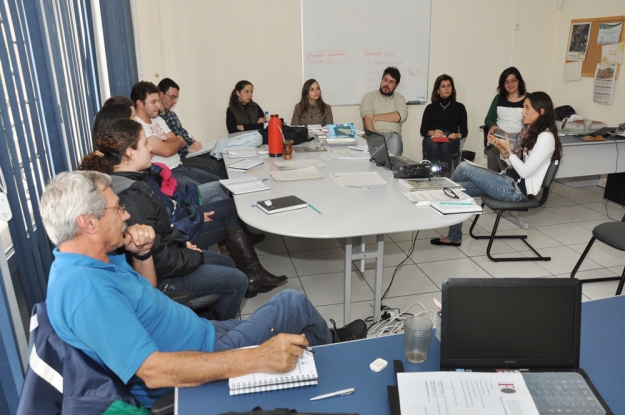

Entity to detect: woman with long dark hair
[485,67,527,171]
[291,79,333,126]
[431,91,562,247]
[81,119,287,303]
[226,80,265,133]
[420,74,468,173]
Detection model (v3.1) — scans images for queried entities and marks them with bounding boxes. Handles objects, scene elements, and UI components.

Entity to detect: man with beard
[360,66,408,156]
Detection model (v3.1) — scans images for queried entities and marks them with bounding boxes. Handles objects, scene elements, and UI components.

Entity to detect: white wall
[135,0,625,162]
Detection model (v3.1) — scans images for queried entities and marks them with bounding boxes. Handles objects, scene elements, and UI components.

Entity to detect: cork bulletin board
[566,15,625,78]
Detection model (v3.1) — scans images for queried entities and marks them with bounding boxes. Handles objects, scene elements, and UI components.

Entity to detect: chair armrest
[164,290,193,304]
[150,392,174,415]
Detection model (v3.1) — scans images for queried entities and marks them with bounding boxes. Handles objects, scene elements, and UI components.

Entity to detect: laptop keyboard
[523,373,606,414]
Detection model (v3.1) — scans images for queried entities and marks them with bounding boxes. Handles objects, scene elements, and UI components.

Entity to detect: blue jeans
[158,251,248,320]
[182,154,227,179]
[447,162,529,243]
[380,132,403,156]
[422,136,460,168]
[192,199,243,249]
[212,290,332,350]
[171,165,228,203]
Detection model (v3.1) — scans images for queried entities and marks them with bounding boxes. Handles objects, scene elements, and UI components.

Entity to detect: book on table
[219,176,269,195]
[228,348,318,395]
[256,195,308,214]
[430,200,482,215]
[402,189,472,206]
[227,159,264,171]
[398,177,462,191]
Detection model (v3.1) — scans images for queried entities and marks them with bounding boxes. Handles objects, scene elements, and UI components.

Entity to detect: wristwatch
[503,150,513,159]
[133,250,153,261]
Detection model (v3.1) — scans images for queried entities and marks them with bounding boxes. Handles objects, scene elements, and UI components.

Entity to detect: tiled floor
[242,179,625,326]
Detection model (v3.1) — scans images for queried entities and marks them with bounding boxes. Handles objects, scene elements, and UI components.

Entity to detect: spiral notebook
[219,176,269,195]
[228,350,318,395]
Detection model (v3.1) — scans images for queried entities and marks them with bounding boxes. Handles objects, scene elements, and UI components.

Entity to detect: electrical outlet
[513,22,520,30]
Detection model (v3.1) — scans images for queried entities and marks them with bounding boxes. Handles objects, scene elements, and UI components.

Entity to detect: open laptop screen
[440,278,582,370]
[364,129,393,169]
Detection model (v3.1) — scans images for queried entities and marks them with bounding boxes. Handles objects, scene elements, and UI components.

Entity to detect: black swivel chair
[468,160,559,262]
[570,214,625,295]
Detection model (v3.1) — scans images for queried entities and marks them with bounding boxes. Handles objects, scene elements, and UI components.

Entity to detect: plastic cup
[584,119,593,130]
[404,316,433,363]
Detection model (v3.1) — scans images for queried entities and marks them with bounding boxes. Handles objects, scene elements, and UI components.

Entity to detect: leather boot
[218,239,259,298]
[224,226,287,292]
[218,240,230,257]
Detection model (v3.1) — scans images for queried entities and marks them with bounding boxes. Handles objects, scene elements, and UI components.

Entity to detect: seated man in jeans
[360,66,408,156]
[40,170,366,408]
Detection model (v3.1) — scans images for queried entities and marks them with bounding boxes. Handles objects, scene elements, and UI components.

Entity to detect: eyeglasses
[504,78,518,85]
[165,94,179,102]
[443,188,459,199]
[101,204,126,214]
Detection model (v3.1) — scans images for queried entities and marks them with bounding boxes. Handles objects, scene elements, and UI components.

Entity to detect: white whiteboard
[301,0,431,106]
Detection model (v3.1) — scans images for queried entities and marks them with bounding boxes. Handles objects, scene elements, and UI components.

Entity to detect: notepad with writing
[256,195,307,214]
[219,176,269,195]
[228,349,318,395]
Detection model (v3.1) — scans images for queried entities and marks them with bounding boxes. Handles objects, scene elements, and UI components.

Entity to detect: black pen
[269,327,315,354]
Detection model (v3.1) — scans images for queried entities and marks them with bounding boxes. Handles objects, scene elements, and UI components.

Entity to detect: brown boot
[224,226,287,292]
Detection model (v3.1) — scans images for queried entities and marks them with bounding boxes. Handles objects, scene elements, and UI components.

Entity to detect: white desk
[224,141,471,322]
[556,135,625,179]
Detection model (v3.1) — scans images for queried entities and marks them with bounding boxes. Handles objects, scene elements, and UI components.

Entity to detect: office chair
[468,160,559,262]
[16,303,164,415]
[570,214,625,295]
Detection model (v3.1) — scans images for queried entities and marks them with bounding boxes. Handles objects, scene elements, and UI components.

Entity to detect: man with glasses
[359,66,408,156]
[41,170,367,409]
[158,78,226,178]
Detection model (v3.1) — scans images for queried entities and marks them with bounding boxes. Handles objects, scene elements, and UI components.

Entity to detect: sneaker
[329,318,367,343]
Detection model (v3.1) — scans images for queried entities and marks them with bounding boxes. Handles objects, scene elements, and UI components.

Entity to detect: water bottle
[264,111,269,128]
[268,114,283,157]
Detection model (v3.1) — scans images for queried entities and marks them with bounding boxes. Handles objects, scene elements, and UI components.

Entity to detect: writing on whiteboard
[306,50,350,64]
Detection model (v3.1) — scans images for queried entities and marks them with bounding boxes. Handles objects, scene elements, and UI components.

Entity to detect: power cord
[366,300,436,338]
[381,230,419,301]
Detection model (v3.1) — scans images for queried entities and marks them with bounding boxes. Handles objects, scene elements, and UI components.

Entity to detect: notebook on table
[364,129,416,169]
[439,278,612,415]
[256,195,307,214]
[219,176,269,195]
[228,348,318,395]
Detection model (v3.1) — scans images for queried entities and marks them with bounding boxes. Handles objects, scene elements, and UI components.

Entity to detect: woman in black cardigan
[226,80,266,133]
[420,74,468,173]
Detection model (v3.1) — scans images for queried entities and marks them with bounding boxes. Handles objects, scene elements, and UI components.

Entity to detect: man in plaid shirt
[158,78,226,178]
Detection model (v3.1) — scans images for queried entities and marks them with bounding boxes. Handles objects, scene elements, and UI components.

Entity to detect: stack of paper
[398,177,462,191]
[402,189,472,206]
[227,147,258,158]
[219,176,269,195]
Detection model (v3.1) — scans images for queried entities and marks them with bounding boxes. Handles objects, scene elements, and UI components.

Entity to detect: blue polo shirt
[46,249,216,406]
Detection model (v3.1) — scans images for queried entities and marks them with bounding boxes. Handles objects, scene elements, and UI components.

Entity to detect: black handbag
[259,125,313,145]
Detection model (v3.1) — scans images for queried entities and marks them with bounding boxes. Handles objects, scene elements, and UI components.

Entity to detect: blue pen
[308,204,322,215]
[262,178,269,182]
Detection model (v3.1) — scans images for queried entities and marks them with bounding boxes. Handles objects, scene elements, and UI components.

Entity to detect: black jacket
[110,171,202,279]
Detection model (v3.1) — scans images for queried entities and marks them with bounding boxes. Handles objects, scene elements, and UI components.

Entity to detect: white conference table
[223,139,471,322]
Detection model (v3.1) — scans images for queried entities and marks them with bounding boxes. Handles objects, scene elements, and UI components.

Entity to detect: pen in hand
[269,327,315,354]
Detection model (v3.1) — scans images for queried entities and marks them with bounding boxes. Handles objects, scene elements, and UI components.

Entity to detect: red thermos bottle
[268,114,283,157]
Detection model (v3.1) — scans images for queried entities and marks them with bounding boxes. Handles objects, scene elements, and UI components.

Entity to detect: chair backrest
[16,303,150,415]
[537,159,560,206]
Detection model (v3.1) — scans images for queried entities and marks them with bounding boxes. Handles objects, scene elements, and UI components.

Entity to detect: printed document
[274,159,326,169]
[270,166,324,181]
[331,172,387,187]
[397,372,539,415]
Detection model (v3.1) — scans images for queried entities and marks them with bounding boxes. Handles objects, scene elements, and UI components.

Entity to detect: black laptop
[440,278,611,415]
[364,129,416,169]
